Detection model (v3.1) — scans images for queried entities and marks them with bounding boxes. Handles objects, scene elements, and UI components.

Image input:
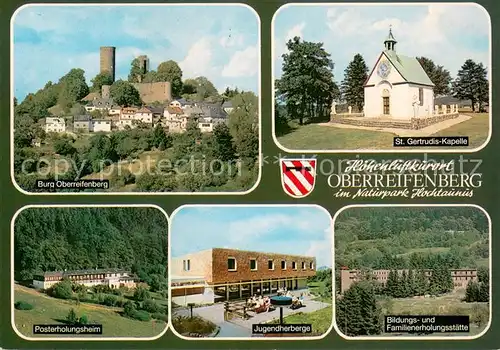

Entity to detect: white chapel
[363,28,435,119]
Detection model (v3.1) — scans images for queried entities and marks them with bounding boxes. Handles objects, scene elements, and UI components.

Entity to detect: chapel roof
[383,50,435,87]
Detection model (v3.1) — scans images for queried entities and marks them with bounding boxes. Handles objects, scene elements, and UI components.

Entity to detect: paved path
[320,114,472,137]
[174,295,330,338]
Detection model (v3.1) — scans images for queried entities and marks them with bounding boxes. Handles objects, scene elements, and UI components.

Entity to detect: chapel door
[383,97,390,115]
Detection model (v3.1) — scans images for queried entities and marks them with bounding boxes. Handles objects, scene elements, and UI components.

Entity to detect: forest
[335,207,489,270]
[14,207,168,286]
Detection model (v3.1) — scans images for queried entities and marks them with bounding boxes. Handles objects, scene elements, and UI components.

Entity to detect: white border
[167,204,334,341]
[10,204,170,341]
[331,204,492,340]
[279,158,317,199]
[10,3,262,196]
[271,2,492,153]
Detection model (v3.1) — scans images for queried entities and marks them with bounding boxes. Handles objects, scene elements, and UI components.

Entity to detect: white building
[45,117,66,133]
[364,28,435,119]
[91,119,112,132]
[134,107,153,124]
[33,269,138,290]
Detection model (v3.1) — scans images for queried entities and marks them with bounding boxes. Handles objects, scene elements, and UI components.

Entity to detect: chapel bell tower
[384,26,397,51]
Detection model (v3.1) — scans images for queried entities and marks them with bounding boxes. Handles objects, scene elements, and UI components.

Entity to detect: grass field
[377,290,490,336]
[277,113,489,151]
[14,287,167,338]
[308,281,333,303]
[280,306,332,336]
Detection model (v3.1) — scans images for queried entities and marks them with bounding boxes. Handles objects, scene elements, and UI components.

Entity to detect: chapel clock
[377,60,391,78]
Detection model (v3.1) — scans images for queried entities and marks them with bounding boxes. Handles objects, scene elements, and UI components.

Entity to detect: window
[281,260,287,270]
[183,259,190,271]
[418,88,424,106]
[250,259,257,271]
[228,257,237,271]
[268,260,274,270]
[302,262,306,269]
[310,262,314,269]
[292,262,297,270]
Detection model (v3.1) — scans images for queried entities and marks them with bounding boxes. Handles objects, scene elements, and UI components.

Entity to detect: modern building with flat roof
[339,267,478,293]
[171,248,317,305]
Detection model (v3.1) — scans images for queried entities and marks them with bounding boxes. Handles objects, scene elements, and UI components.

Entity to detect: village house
[164,106,188,132]
[120,107,138,120]
[169,98,192,109]
[85,97,121,116]
[73,115,92,132]
[171,248,316,306]
[91,119,112,132]
[33,268,139,290]
[115,118,135,130]
[134,106,153,124]
[221,100,233,114]
[45,117,66,133]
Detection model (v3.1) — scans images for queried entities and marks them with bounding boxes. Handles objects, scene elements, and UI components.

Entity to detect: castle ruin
[98,46,172,103]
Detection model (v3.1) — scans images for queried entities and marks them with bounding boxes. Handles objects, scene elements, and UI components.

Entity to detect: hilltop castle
[84,46,172,104]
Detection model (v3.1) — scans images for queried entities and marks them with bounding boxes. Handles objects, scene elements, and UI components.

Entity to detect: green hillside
[335,207,489,270]
[14,287,166,338]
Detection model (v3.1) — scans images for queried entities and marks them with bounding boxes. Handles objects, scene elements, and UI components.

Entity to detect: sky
[171,206,333,268]
[273,3,490,82]
[13,4,259,100]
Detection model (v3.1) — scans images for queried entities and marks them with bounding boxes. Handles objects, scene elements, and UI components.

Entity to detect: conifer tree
[336,282,382,336]
[479,281,489,302]
[386,270,398,297]
[341,53,369,111]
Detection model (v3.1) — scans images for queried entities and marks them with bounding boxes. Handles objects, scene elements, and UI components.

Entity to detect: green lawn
[377,290,489,336]
[277,113,489,150]
[14,288,167,338]
[308,281,333,303]
[280,306,332,336]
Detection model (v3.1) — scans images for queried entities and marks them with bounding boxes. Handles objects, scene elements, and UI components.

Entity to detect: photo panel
[168,205,333,339]
[11,3,260,194]
[333,205,491,339]
[11,205,169,340]
[272,3,491,153]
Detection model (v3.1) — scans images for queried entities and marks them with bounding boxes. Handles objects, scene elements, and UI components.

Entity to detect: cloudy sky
[273,3,490,82]
[171,205,333,268]
[13,4,259,100]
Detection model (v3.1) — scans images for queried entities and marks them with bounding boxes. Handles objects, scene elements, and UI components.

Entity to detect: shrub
[79,314,88,325]
[134,286,150,301]
[142,299,159,313]
[152,313,169,322]
[172,315,216,336]
[130,310,151,322]
[14,301,34,310]
[123,300,136,316]
[49,280,73,300]
[102,294,118,307]
[66,308,78,325]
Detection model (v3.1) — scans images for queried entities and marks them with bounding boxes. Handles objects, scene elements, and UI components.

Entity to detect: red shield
[280,159,317,198]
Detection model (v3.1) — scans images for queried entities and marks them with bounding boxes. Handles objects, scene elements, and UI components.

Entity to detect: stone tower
[100,46,116,82]
[138,55,149,75]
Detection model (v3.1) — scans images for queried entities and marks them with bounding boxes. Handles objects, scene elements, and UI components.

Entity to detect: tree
[66,308,78,325]
[134,285,150,301]
[452,59,489,112]
[50,280,73,299]
[416,57,452,96]
[128,58,145,83]
[222,87,239,100]
[79,314,88,324]
[90,72,114,93]
[228,92,259,166]
[54,136,76,156]
[276,37,339,125]
[336,282,382,336]
[385,270,398,297]
[212,123,236,162]
[341,54,369,111]
[110,80,142,107]
[465,280,480,302]
[57,69,89,109]
[183,76,219,101]
[152,124,172,150]
[156,60,183,96]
